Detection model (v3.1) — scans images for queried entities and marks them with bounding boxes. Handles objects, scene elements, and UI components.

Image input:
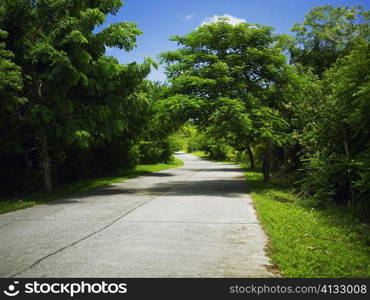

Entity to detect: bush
[138,139,173,164]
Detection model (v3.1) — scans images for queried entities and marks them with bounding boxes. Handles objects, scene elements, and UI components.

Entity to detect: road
[0,153,276,277]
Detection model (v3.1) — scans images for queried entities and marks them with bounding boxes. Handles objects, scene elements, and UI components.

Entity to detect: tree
[160,18,292,180]
[284,6,370,207]
[296,40,370,206]
[0,0,153,191]
[0,27,28,187]
[291,5,369,75]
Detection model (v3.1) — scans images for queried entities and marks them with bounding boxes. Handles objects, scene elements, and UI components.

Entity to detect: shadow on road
[45,177,248,203]
[143,173,175,177]
[185,167,245,173]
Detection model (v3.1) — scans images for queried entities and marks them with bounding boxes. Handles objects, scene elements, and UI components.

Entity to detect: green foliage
[169,125,208,153]
[0,26,29,188]
[138,139,173,164]
[160,18,293,179]
[158,5,370,208]
[291,5,369,75]
[293,39,370,208]
[0,0,163,193]
[0,0,369,239]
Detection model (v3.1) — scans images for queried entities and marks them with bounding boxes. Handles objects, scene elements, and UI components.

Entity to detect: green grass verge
[0,158,184,215]
[247,171,370,278]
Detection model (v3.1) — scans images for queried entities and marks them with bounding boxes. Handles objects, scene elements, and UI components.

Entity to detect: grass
[0,158,183,215]
[246,171,370,278]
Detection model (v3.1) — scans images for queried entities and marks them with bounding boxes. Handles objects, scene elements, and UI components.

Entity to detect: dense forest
[0,1,369,218]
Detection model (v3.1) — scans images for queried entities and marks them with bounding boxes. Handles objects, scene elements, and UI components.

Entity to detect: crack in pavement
[10,166,204,278]
[0,222,11,231]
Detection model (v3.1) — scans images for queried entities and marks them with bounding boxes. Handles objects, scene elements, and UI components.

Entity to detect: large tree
[285,6,370,206]
[0,0,153,191]
[159,18,291,179]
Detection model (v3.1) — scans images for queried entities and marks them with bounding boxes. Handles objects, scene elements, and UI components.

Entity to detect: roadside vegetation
[161,6,370,220]
[1,1,369,277]
[247,171,370,278]
[0,1,183,205]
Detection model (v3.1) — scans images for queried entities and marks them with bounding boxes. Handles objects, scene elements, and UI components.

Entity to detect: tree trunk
[263,141,272,182]
[39,132,52,192]
[246,145,255,169]
[262,154,271,182]
[343,138,354,206]
[36,79,52,192]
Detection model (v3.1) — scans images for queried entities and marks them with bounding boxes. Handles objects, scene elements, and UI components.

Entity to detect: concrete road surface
[0,153,276,277]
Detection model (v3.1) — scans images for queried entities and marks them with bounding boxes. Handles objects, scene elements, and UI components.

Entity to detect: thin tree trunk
[246,145,255,169]
[263,154,271,182]
[343,138,354,206]
[263,141,272,182]
[39,132,52,192]
[36,79,52,192]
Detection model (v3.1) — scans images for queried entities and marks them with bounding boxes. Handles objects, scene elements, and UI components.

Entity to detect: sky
[102,0,370,81]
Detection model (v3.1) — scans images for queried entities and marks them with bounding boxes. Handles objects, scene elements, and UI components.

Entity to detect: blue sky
[102,0,369,81]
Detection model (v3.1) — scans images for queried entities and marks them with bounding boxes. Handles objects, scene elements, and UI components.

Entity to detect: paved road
[0,153,275,277]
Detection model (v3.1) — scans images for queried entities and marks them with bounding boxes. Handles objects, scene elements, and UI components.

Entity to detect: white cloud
[176,14,196,21]
[201,14,246,26]
[185,14,195,20]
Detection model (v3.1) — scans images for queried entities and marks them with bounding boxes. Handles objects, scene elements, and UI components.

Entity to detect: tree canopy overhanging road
[0,1,369,278]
